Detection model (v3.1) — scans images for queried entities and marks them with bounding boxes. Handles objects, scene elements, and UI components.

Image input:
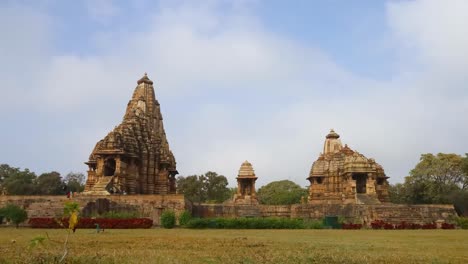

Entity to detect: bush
[455,217,468,229]
[178,210,192,227]
[161,210,176,229]
[29,217,153,228]
[100,211,140,219]
[185,217,323,229]
[441,223,456,229]
[63,201,80,217]
[341,223,362,230]
[422,223,437,229]
[304,220,324,229]
[0,204,28,228]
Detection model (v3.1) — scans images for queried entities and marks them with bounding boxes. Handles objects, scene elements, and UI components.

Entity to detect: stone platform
[193,203,457,225]
[0,194,188,226]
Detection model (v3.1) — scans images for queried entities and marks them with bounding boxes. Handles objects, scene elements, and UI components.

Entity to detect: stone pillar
[366,173,376,195]
[147,151,155,194]
[140,149,148,194]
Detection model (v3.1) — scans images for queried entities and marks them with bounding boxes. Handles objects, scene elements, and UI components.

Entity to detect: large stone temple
[307,129,390,204]
[84,73,178,195]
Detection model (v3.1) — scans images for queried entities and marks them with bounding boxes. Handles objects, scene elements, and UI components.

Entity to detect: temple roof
[137,72,154,85]
[326,129,340,139]
[237,160,257,178]
[309,130,387,179]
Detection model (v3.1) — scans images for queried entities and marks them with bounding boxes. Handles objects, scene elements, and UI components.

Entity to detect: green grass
[0,228,467,263]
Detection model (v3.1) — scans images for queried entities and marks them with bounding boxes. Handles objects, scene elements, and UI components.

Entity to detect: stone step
[355,194,381,205]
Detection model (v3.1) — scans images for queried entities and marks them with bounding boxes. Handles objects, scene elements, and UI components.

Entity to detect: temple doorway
[352,173,367,194]
[104,158,116,176]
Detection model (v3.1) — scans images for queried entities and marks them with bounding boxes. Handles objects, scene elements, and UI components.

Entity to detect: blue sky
[1,0,468,187]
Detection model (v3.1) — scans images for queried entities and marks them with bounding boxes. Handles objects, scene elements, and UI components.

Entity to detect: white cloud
[0,0,467,188]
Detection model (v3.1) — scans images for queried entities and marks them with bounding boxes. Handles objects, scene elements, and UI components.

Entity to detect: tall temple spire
[84,73,177,195]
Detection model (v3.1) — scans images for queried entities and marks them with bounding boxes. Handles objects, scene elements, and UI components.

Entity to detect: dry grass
[0,228,467,263]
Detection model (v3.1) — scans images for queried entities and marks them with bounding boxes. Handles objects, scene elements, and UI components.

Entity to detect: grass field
[0,228,467,263]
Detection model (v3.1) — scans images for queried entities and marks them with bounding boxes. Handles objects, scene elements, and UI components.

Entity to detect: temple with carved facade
[307,129,390,204]
[83,73,178,195]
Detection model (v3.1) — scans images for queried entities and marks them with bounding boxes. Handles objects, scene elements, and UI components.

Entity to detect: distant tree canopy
[389,153,468,216]
[0,164,86,195]
[257,180,308,205]
[177,171,230,204]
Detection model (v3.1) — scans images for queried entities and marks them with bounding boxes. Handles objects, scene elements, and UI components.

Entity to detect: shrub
[441,223,456,229]
[455,217,468,229]
[304,220,324,229]
[100,211,140,219]
[28,217,153,229]
[178,210,192,227]
[63,201,80,217]
[341,223,362,230]
[185,217,322,229]
[0,204,28,228]
[161,210,176,229]
[422,223,437,229]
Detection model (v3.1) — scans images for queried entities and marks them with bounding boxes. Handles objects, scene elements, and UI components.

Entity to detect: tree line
[176,171,307,205]
[389,153,468,215]
[2,152,467,216]
[0,164,85,195]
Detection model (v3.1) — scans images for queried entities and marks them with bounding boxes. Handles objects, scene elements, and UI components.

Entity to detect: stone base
[0,194,188,226]
[193,203,458,225]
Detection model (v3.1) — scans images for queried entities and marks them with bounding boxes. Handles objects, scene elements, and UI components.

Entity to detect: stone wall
[0,194,188,226]
[193,203,458,225]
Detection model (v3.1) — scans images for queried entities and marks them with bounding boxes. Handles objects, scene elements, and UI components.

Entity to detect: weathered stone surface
[228,161,259,205]
[192,203,457,225]
[84,73,177,195]
[307,130,390,204]
[0,194,187,226]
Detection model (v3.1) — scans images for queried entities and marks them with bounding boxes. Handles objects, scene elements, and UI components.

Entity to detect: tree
[0,164,20,194]
[203,171,231,203]
[64,172,86,192]
[257,180,308,205]
[0,204,28,228]
[177,175,206,204]
[3,167,37,195]
[36,171,64,195]
[389,153,468,215]
[407,153,466,203]
[177,171,230,204]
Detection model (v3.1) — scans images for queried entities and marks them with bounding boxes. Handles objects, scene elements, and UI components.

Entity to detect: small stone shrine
[83,73,178,195]
[232,161,259,204]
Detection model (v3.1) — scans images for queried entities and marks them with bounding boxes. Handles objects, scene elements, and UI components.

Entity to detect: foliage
[0,204,28,228]
[63,201,80,217]
[178,210,192,227]
[28,217,153,229]
[341,223,362,229]
[160,210,176,229]
[1,165,37,195]
[257,180,308,205]
[455,217,468,229]
[390,153,468,216]
[99,211,140,219]
[177,171,231,204]
[186,217,323,229]
[36,171,64,195]
[64,172,86,192]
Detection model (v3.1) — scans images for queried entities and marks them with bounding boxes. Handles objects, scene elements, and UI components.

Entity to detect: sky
[1,0,467,188]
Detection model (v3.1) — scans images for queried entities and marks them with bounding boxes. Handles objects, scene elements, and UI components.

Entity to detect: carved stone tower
[84,73,178,195]
[233,161,258,204]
